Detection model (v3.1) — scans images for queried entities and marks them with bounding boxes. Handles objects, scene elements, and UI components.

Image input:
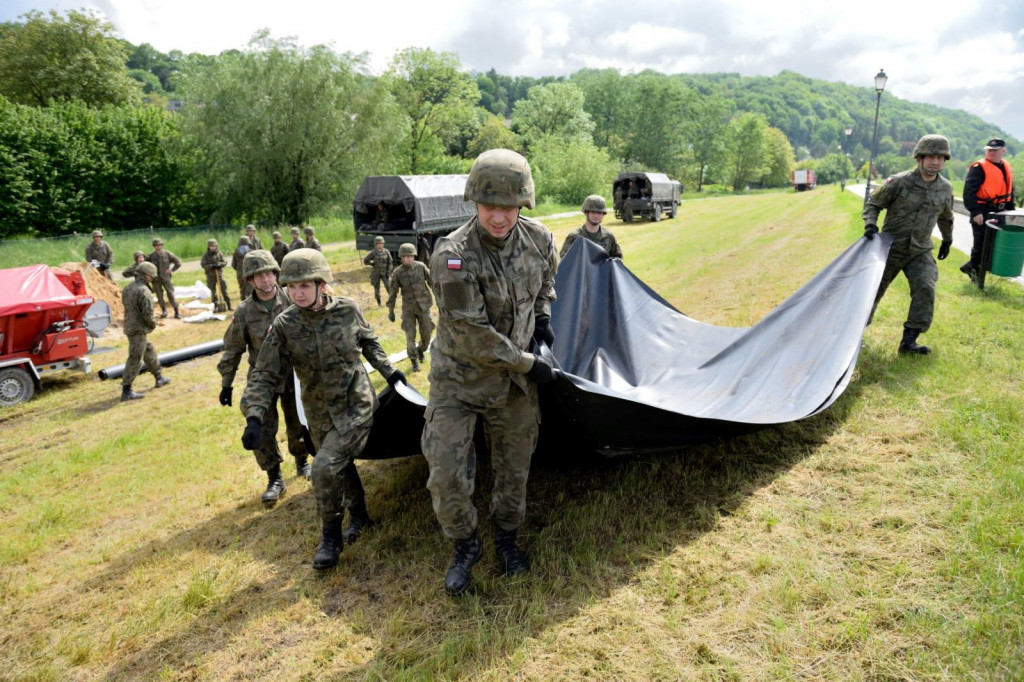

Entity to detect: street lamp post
[864,69,888,204]
[842,125,853,189]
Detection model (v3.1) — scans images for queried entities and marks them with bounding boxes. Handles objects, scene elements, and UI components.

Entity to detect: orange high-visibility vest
[973,159,1014,207]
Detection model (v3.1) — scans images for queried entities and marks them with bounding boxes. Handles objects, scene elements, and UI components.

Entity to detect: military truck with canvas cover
[353,175,477,260]
[612,172,682,223]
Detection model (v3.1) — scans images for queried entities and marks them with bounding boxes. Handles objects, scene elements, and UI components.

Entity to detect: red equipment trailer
[0,264,96,406]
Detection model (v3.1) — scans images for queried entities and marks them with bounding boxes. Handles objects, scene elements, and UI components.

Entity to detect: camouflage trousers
[242,386,307,471]
[121,333,159,388]
[310,421,372,523]
[402,308,433,358]
[205,269,230,306]
[370,271,390,301]
[152,277,176,309]
[420,387,540,540]
[236,273,253,300]
[870,249,938,332]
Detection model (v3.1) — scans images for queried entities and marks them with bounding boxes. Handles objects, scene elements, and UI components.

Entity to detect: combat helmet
[242,249,280,280]
[279,248,332,284]
[272,230,281,239]
[464,149,535,209]
[136,261,158,278]
[207,238,219,247]
[238,235,251,246]
[913,134,951,160]
[91,229,103,238]
[398,243,417,257]
[374,235,385,244]
[152,237,164,246]
[303,226,315,236]
[133,250,145,259]
[582,195,608,213]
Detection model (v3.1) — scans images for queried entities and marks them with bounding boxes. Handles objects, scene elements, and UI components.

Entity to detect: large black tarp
[362,233,893,459]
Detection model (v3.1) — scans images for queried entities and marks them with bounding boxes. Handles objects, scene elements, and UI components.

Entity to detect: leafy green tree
[686,94,732,191]
[761,126,795,187]
[387,47,480,173]
[511,81,594,150]
[467,114,520,157]
[0,10,140,107]
[178,32,406,225]
[571,68,629,153]
[726,112,770,190]
[620,74,694,174]
[528,134,619,206]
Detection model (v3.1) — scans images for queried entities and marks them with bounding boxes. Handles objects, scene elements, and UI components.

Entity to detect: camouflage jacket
[85,241,113,268]
[428,215,558,408]
[363,248,393,278]
[863,167,954,256]
[387,261,433,313]
[560,224,622,259]
[200,250,227,272]
[231,247,250,271]
[121,262,143,278]
[289,237,305,251]
[218,287,292,389]
[270,241,289,266]
[122,277,157,336]
[146,250,182,283]
[247,236,264,250]
[304,236,322,251]
[242,295,396,436]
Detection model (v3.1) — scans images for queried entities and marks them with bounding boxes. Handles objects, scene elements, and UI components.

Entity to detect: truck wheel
[0,367,35,407]
[668,202,678,219]
[653,204,662,222]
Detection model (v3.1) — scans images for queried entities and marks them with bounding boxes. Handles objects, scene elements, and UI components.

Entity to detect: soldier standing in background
[363,235,393,306]
[219,250,310,507]
[120,261,171,401]
[122,250,146,279]
[270,231,289,267]
[146,237,182,319]
[200,239,231,312]
[421,149,559,596]
[961,137,1015,284]
[289,226,305,252]
[231,235,253,299]
[241,248,407,570]
[303,227,322,251]
[863,134,954,355]
[559,195,623,258]
[245,224,263,251]
[85,229,114,280]
[387,242,433,372]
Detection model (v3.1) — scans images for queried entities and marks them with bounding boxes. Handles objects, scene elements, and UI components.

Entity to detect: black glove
[863,224,878,240]
[533,313,555,349]
[525,355,556,385]
[386,369,407,386]
[937,240,951,260]
[219,386,232,406]
[241,416,262,451]
[388,310,396,323]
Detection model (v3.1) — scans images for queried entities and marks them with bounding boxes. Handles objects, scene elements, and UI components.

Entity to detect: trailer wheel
[668,202,678,219]
[0,367,35,407]
[653,204,662,222]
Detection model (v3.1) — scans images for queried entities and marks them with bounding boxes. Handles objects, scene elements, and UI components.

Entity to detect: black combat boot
[375,293,382,306]
[261,465,286,507]
[960,261,979,284]
[410,357,420,372]
[226,297,232,311]
[495,528,530,576]
[160,306,168,319]
[444,529,483,597]
[154,374,171,388]
[342,499,374,544]
[416,347,426,362]
[120,385,144,401]
[313,518,343,570]
[295,455,311,480]
[173,304,181,319]
[898,328,931,355]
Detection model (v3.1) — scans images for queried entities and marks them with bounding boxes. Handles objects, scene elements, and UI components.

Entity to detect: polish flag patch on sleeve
[446,258,463,270]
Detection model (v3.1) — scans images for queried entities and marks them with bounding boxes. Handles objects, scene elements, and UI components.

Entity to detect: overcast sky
[4,0,1024,142]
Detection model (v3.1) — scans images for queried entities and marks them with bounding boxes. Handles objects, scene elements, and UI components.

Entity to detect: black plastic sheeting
[361,233,893,459]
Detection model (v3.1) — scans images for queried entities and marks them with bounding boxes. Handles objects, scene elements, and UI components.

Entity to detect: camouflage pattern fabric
[270,241,289,267]
[121,277,160,388]
[85,240,114,279]
[559,224,623,259]
[363,248,393,299]
[421,214,558,539]
[387,260,434,358]
[145,249,182,308]
[121,262,143,279]
[869,250,939,333]
[231,247,253,299]
[289,237,305,252]
[200,249,230,305]
[304,236,322,251]
[311,422,372,522]
[247,234,264,251]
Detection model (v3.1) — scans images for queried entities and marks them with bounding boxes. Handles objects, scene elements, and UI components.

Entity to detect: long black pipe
[99,339,225,380]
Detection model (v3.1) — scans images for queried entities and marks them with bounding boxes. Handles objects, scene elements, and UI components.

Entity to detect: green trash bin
[989,224,1024,277]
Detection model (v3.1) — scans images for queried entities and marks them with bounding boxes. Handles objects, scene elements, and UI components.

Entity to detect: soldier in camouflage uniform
[122,250,146,279]
[146,238,182,319]
[120,261,171,401]
[245,224,264,251]
[363,235,393,306]
[863,134,955,355]
[387,242,434,372]
[200,239,231,312]
[270,230,289,267]
[421,149,559,596]
[231,235,253,299]
[303,227,322,251]
[559,195,623,259]
[219,250,309,507]
[85,229,115,280]
[289,226,304,252]
[241,248,407,570]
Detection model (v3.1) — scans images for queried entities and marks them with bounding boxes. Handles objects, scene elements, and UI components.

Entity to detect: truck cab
[612,172,682,223]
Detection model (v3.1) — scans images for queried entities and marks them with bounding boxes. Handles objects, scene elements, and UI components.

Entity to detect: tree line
[1,9,1019,239]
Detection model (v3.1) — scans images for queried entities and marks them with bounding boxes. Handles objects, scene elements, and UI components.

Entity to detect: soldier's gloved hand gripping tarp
[362,234,893,459]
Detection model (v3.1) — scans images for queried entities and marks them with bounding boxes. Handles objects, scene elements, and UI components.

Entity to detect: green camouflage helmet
[913,134,951,160]
[151,237,163,246]
[207,238,218,247]
[242,249,280,280]
[582,194,608,213]
[238,235,251,246]
[133,250,145,259]
[272,230,281,239]
[91,229,103,238]
[279,248,332,284]
[374,235,385,244]
[464,148,535,209]
[303,226,315,236]
[136,261,157,278]
[398,242,417,257]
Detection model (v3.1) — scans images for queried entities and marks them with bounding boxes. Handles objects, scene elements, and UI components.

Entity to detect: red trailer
[0,264,97,406]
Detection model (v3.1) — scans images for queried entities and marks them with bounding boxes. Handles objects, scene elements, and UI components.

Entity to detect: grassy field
[2,189,1023,680]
